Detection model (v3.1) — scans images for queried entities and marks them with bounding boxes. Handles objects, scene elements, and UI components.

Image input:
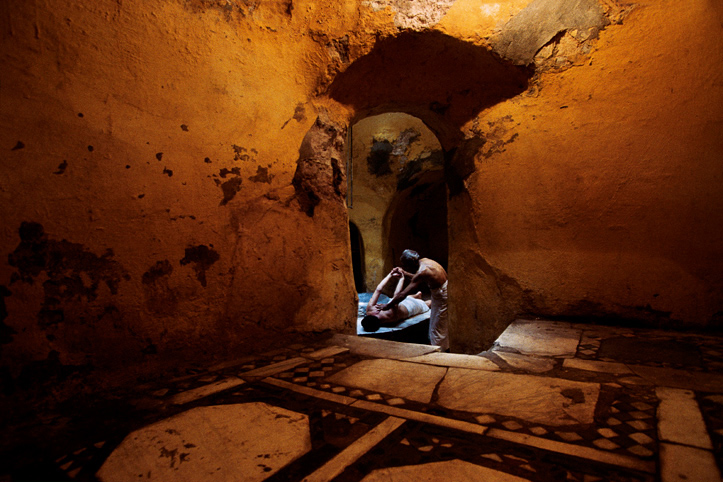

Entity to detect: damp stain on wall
[281,103,307,129]
[367,140,393,176]
[6,222,130,330]
[367,128,423,179]
[54,160,68,175]
[249,166,273,183]
[215,167,243,206]
[232,145,257,162]
[141,259,179,316]
[180,245,220,287]
[142,260,174,285]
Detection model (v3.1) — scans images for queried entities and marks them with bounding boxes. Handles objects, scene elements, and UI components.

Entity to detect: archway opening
[319,30,533,351]
[347,112,445,296]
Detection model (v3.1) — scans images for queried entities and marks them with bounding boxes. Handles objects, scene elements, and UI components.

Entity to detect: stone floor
[3,319,723,481]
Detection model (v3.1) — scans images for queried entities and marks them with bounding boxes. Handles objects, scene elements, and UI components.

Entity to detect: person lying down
[361,269,431,332]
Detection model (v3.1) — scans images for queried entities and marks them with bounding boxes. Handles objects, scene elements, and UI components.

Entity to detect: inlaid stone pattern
[575,326,723,373]
[341,420,654,482]
[36,323,723,482]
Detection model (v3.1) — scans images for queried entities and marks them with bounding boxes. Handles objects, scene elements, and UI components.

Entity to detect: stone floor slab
[168,377,245,405]
[241,357,309,378]
[656,387,713,449]
[659,443,721,482]
[402,352,500,371]
[359,458,532,482]
[494,351,556,373]
[329,334,440,359]
[13,320,723,482]
[303,345,350,360]
[494,319,581,357]
[563,358,633,374]
[437,368,600,426]
[326,359,447,403]
[97,403,311,482]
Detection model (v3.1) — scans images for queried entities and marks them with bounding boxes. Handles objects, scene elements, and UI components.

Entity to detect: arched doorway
[317,30,532,351]
[347,112,445,293]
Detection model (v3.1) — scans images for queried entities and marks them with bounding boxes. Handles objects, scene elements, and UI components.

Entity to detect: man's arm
[382,271,424,311]
[391,266,415,280]
[367,271,402,314]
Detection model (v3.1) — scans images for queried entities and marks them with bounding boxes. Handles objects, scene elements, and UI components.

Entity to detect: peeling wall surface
[0,0,722,389]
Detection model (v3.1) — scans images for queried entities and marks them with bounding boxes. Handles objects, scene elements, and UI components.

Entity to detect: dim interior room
[1,0,723,480]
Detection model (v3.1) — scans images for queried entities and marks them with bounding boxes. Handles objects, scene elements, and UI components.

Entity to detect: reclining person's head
[361,315,381,332]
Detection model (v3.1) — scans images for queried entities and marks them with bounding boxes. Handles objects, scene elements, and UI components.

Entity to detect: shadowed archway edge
[324,30,533,151]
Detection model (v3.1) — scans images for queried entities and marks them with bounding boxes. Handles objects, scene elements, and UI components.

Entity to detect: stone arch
[295,30,534,350]
[327,30,532,150]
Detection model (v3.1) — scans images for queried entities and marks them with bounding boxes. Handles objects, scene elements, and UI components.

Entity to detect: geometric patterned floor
[3,319,723,481]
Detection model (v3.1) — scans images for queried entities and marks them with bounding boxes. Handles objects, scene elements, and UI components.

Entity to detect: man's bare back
[413,258,447,290]
[385,253,447,310]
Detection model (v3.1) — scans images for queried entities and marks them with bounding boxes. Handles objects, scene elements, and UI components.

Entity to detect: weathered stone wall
[0,0,364,387]
[445,0,723,352]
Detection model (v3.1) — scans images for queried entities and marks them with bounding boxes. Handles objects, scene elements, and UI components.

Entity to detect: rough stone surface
[329,333,440,359]
[494,320,581,357]
[361,459,532,482]
[292,113,348,217]
[659,443,722,482]
[402,352,500,371]
[448,0,723,353]
[326,358,447,403]
[97,403,311,482]
[656,387,713,449]
[490,0,608,65]
[494,351,556,373]
[437,368,600,426]
[362,0,457,30]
